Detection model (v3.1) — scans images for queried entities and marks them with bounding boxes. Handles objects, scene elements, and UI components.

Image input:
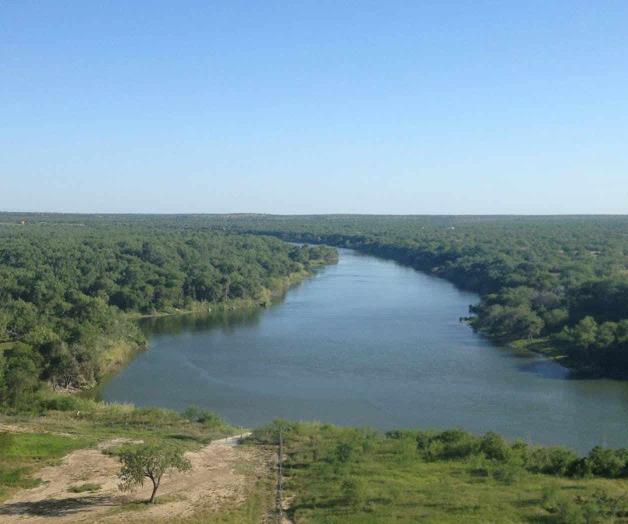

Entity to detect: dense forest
[206,214,628,377]
[0,217,337,403]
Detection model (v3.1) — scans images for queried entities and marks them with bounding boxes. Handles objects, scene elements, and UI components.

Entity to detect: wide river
[100,249,628,452]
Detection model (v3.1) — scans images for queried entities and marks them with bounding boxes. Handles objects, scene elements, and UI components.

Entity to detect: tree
[480,431,511,462]
[1,343,41,407]
[118,443,191,503]
[571,316,598,351]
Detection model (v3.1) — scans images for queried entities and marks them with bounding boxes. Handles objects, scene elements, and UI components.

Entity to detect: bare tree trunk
[149,478,160,504]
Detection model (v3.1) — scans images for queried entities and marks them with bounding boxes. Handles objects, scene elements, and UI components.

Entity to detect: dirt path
[0,433,258,523]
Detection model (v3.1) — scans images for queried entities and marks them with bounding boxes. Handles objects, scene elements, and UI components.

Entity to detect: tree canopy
[0,216,336,403]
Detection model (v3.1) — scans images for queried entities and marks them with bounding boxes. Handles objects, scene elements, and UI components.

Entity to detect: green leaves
[0,224,337,403]
[117,443,191,503]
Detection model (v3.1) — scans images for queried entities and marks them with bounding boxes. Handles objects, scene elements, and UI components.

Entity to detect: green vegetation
[67,482,102,493]
[0,217,336,403]
[210,214,628,378]
[1,213,627,519]
[117,442,192,503]
[0,398,237,502]
[251,420,628,523]
[2,213,626,377]
[0,430,94,499]
[2,400,628,522]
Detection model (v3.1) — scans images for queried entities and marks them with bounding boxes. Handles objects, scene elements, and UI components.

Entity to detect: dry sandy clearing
[0,434,260,523]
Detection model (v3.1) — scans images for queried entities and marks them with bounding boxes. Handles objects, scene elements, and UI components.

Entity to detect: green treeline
[0,220,337,400]
[210,214,628,377]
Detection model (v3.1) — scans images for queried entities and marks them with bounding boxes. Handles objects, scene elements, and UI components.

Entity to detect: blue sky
[1,1,627,214]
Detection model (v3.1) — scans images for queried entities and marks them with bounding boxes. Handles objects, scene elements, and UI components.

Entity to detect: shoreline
[247,232,612,379]
[77,261,336,394]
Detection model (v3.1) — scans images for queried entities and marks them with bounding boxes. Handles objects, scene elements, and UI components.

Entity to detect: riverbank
[126,257,336,322]
[250,420,628,523]
[247,230,604,377]
[98,247,628,452]
[3,405,628,523]
[91,260,337,391]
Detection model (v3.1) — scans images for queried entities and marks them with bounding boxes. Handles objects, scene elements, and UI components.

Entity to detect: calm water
[100,249,628,452]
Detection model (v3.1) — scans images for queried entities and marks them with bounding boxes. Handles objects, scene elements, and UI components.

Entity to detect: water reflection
[139,308,264,337]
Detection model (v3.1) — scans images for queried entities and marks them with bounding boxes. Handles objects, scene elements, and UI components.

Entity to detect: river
[99,249,628,452]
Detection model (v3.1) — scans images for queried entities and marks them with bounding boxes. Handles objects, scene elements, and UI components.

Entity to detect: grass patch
[249,422,628,523]
[1,432,94,460]
[68,482,101,493]
[0,431,94,501]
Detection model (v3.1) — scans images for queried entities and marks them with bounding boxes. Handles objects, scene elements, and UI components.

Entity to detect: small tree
[2,343,41,407]
[118,443,191,503]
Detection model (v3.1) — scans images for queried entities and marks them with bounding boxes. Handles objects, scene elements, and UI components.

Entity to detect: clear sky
[1,1,627,214]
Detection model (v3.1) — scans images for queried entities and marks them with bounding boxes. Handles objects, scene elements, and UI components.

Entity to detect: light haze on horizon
[1,1,627,215]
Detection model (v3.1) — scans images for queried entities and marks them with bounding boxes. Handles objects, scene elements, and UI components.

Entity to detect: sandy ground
[0,433,259,523]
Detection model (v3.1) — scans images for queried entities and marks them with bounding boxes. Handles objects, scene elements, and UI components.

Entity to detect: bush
[181,406,223,428]
[335,442,357,463]
[37,395,83,412]
[480,431,511,462]
[542,486,585,524]
[250,418,295,445]
[420,429,481,460]
[525,446,578,476]
[492,462,522,484]
[341,477,366,509]
[566,457,593,478]
[68,482,101,493]
[586,446,628,478]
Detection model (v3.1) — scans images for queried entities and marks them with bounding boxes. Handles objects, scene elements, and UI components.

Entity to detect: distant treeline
[0,219,336,402]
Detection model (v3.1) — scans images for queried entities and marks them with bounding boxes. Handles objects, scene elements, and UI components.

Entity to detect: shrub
[37,395,83,412]
[585,446,627,478]
[492,461,522,484]
[68,482,101,493]
[250,418,295,445]
[181,406,223,428]
[341,477,366,509]
[335,442,357,463]
[423,429,481,460]
[542,486,585,524]
[525,446,578,476]
[480,431,511,462]
[566,457,593,478]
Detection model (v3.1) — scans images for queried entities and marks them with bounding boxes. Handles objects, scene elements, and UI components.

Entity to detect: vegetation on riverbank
[0,219,337,403]
[3,213,626,377]
[208,214,628,378]
[251,420,628,523]
[6,401,628,522]
[3,399,628,522]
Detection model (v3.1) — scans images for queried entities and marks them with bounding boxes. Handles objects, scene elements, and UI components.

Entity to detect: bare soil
[0,434,260,523]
